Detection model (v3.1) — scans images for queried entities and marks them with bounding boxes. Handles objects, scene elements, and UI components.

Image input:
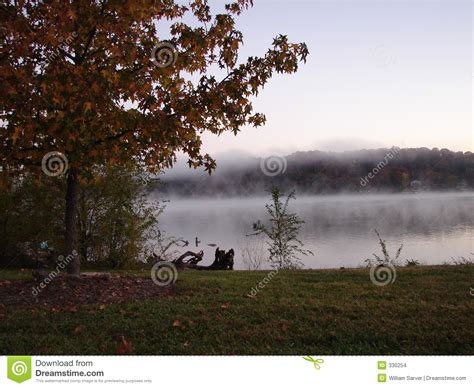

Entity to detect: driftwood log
[171,247,234,270]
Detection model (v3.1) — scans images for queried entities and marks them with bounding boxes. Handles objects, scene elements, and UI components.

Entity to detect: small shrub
[365,229,403,267]
[241,235,267,270]
[252,186,313,269]
[405,259,420,267]
[450,256,474,266]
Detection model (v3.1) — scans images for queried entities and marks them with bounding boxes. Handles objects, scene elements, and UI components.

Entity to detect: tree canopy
[1,0,308,175]
[0,0,308,274]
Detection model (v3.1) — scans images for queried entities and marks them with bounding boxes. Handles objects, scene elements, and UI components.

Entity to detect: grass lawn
[0,265,473,355]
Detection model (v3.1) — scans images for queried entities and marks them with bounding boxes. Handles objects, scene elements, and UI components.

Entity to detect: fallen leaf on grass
[73,325,85,334]
[172,319,181,327]
[220,303,230,309]
[116,336,133,355]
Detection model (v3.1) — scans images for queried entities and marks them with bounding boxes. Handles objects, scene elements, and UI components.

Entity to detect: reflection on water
[152,192,474,269]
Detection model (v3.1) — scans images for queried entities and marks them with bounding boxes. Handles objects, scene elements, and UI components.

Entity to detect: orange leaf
[116,336,133,355]
[73,325,84,334]
[12,127,21,144]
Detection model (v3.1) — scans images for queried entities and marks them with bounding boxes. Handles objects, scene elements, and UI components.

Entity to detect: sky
[188,0,473,157]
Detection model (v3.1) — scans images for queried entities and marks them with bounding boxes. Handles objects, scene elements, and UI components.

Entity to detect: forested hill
[156,147,474,197]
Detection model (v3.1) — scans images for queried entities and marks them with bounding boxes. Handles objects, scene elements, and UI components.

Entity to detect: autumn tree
[0,0,308,275]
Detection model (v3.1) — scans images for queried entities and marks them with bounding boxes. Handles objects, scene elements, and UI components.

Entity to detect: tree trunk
[65,167,80,275]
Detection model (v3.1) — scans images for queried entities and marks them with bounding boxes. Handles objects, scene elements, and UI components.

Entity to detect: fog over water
[150,191,474,269]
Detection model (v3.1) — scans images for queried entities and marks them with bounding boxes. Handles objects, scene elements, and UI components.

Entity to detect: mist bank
[153,147,474,198]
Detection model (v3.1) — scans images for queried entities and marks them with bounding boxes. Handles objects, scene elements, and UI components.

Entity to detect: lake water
[154,192,474,269]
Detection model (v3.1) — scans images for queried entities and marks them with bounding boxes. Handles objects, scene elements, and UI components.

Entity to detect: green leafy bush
[252,186,313,269]
[0,164,160,269]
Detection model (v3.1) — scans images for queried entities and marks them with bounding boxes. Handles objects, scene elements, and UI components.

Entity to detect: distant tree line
[158,148,474,197]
